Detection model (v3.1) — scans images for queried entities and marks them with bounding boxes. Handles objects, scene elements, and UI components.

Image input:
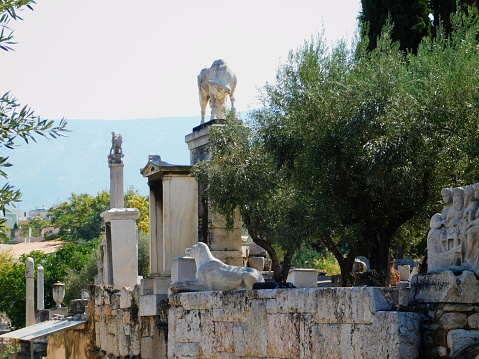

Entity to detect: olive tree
[198,11,479,285]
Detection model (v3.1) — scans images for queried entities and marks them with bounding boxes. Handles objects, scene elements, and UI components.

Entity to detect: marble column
[37,265,44,311]
[108,131,124,209]
[25,257,35,326]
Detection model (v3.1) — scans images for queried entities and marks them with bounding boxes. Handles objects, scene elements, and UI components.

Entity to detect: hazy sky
[0,1,361,120]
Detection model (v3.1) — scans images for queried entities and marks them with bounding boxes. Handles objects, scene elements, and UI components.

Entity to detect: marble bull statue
[197,59,237,124]
[170,242,264,294]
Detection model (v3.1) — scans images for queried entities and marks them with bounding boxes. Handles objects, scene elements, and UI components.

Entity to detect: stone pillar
[101,208,139,289]
[37,265,44,311]
[109,163,124,209]
[108,131,124,209]
[25,257,35,326]
[185,120,243,266]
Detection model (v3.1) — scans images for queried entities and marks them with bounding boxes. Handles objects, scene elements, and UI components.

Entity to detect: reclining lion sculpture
[170,242,264,294]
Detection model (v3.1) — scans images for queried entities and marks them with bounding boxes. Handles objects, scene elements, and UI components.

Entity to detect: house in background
[1,212,20,242]
[9,209,28,221]
[29,206,50,220]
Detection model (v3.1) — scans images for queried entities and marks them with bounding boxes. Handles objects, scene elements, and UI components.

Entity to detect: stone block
[287,268,318,288]
[48,307,68,319]
[209,228,242,251]
[212,292,255,322]
[211,321,235,353]
[233,300,268,357]
[153,276,173,295]
[351,312,420,359]
[469,313,479,329]
[248,257,265,271]
[106,333,118,357]
[267,313,301,358]
[171,256,196,283]
[123,311,130,324]
[140,278,155,295]
[209,209,241,229]
[398,265,410,281]
[444,304,474,312]
[139,294,165,317]
[119,288,132,308]
[175,342,200,358]
[141,336,153,359]
[248,242,267,257]
[447,329,479,357]
[210,250,243,266]
[411,270,479,303]
[311,287,395,324]
[69,299,87,315]
[440,312,468,330]
[172,291,223,311]
[175,310,202,343]
[129,323,141,355]
[398,287,412,307]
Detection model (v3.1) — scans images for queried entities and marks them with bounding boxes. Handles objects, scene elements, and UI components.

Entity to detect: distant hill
[5,117,200,211]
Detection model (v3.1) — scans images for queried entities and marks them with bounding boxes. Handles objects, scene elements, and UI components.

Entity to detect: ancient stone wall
[168,288,420,359]
[76,275,479,358]
[412,271,479,358]
[87,285,169,359]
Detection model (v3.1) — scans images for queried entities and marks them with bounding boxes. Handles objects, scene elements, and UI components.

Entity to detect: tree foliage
[20,216,47,237]
[125,187,149,235]
[430,0,478,35]
[48,192,110,242]
[199,11,479,285]
[360,0,431,53]
[193,117,319,282]
[0,242,95,328]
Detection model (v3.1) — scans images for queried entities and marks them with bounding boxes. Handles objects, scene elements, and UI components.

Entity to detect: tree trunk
[319,234,356,286]
[367,232,392,286]
[247,228,284,282]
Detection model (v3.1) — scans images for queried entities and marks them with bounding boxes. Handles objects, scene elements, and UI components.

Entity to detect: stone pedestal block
[140,277,171,296]
[101,208,139,290]
[398,265,410,281]
[171,256,196,282]
[248,257,265,271]
[287,268,318,288]
[48,307,68,319]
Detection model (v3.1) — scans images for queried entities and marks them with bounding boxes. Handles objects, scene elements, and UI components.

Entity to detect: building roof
[0,319,86,341]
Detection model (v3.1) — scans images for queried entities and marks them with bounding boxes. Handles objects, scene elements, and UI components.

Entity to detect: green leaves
[48,192,109,242]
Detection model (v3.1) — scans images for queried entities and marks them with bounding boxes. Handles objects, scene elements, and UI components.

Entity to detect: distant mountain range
[5,117,200,211]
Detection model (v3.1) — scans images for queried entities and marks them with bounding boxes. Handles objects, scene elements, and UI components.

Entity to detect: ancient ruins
[4,60,479,359]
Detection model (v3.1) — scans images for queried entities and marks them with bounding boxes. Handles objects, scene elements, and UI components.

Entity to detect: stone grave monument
[97,132,139,290]
[183,58,243,267]
[140,155,198,304]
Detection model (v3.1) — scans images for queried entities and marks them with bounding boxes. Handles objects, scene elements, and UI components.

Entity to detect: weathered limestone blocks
[411,270,479,303]
[89,285,168,359]
[447,329,479,357]
[410,270,479,357]
[168,288,420,359]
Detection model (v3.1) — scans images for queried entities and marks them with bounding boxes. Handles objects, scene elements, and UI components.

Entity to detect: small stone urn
[52,282,65,308]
